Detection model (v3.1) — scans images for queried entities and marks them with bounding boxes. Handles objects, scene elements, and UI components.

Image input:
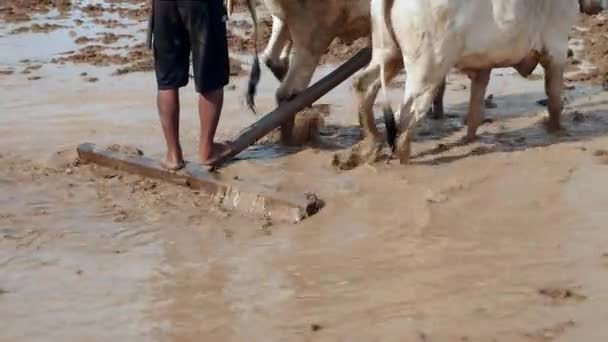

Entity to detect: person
[151,0,231,170]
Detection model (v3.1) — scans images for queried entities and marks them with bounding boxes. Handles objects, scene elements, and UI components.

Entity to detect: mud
[538,287,587,302]
[52,45,132,66]
[76,1,149,21]
[21,64,42,74]
[10,23,67,34]
[0,0,72,22]
[105,143,143,157]
[75,33,133,45]
[91,18,129,29]
[593,148,608,164]
[227,16,273,53]
[52,44,154,76]
[259,104,331,146]
[2,2,608,341]
[568,11,608,84]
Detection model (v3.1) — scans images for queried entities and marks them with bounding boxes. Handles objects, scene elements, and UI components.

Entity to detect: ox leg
[395,65,446,164]
[279,39,292,72]
[427,78,446,120]
[276,34,332,145]
[354,54,402,132]
[275,50,323,145]
[540,56,565,132]
[465,69,491,142]
[262,16,290,81]
[333,46,402,170]
[353,65,381,128]
[354,57,403,158]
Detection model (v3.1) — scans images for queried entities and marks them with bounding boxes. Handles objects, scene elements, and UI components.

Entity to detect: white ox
[353,0,601,165]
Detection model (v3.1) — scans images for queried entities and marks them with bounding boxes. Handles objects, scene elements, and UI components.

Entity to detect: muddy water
[2,3,608,342]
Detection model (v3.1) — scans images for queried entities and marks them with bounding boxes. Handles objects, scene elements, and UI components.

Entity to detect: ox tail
[245,0,261,114]
[379,0,397,151]
[226,0,234,16]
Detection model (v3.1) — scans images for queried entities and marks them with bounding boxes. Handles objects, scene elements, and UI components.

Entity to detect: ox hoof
[332,138,383,171]
[267,63,288,81]
[427,107,444,120]
[544,119,564,134]
[396,136,412,165]
[276,92,298,105]
[463,134,479,144]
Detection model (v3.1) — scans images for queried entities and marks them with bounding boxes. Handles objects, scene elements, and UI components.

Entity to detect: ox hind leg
[539,54,565,132]
[332,54,403,169]
[353,54,403,139]
[427,78,446,120]
[465,69,491,142]
[395,60,451,164]
[275,31,333,145]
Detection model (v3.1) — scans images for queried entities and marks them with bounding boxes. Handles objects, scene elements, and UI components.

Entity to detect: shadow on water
[414,106,608,166]
[220,80,604,166]
[227,124,364,165]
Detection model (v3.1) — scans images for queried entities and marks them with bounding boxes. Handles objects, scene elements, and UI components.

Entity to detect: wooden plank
[77,143,323,223]
[213,47,373,167]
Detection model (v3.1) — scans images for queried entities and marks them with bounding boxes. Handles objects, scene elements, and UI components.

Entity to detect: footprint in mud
[259,106,330,147]
[105,144,144,157]
[332,148,365,171]
[538,287,586,303]
[44,148,80,172]
[332,138,390,171]
[523,320,576,341]
[593,149,608,165]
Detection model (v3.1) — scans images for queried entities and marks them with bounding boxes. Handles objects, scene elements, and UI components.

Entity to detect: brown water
[2,3,608,341]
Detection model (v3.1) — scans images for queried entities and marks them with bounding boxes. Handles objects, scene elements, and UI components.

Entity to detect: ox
[352,0,601,165]
[227,0,602,148]
[235,0,372,144]
[232,0,451,145]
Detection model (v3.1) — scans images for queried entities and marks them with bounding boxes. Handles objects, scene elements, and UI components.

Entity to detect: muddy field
[1,1,608,341]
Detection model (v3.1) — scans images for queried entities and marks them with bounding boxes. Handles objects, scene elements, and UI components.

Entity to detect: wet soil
[568,11,608,85]
[2,2,608,342]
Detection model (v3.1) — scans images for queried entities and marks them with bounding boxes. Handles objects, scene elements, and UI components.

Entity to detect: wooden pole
[213,47,372,167]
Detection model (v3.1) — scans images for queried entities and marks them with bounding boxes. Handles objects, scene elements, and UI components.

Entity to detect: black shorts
[153,0,230,94]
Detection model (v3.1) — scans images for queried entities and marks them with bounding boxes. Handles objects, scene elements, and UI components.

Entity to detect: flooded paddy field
[1,1,608,341]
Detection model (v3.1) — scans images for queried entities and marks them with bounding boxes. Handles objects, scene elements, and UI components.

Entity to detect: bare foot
[161,159,185,172]
[161,148,185,171]
[200,142,232,166]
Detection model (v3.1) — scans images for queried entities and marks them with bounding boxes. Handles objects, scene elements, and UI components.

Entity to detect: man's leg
[157,89,183,169]
[198,88,230,164]
[182,0,231,165]
[153,0,190,170]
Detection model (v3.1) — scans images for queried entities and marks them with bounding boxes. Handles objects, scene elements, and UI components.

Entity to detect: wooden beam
[77,143,323,223]
[213,47,372,167]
